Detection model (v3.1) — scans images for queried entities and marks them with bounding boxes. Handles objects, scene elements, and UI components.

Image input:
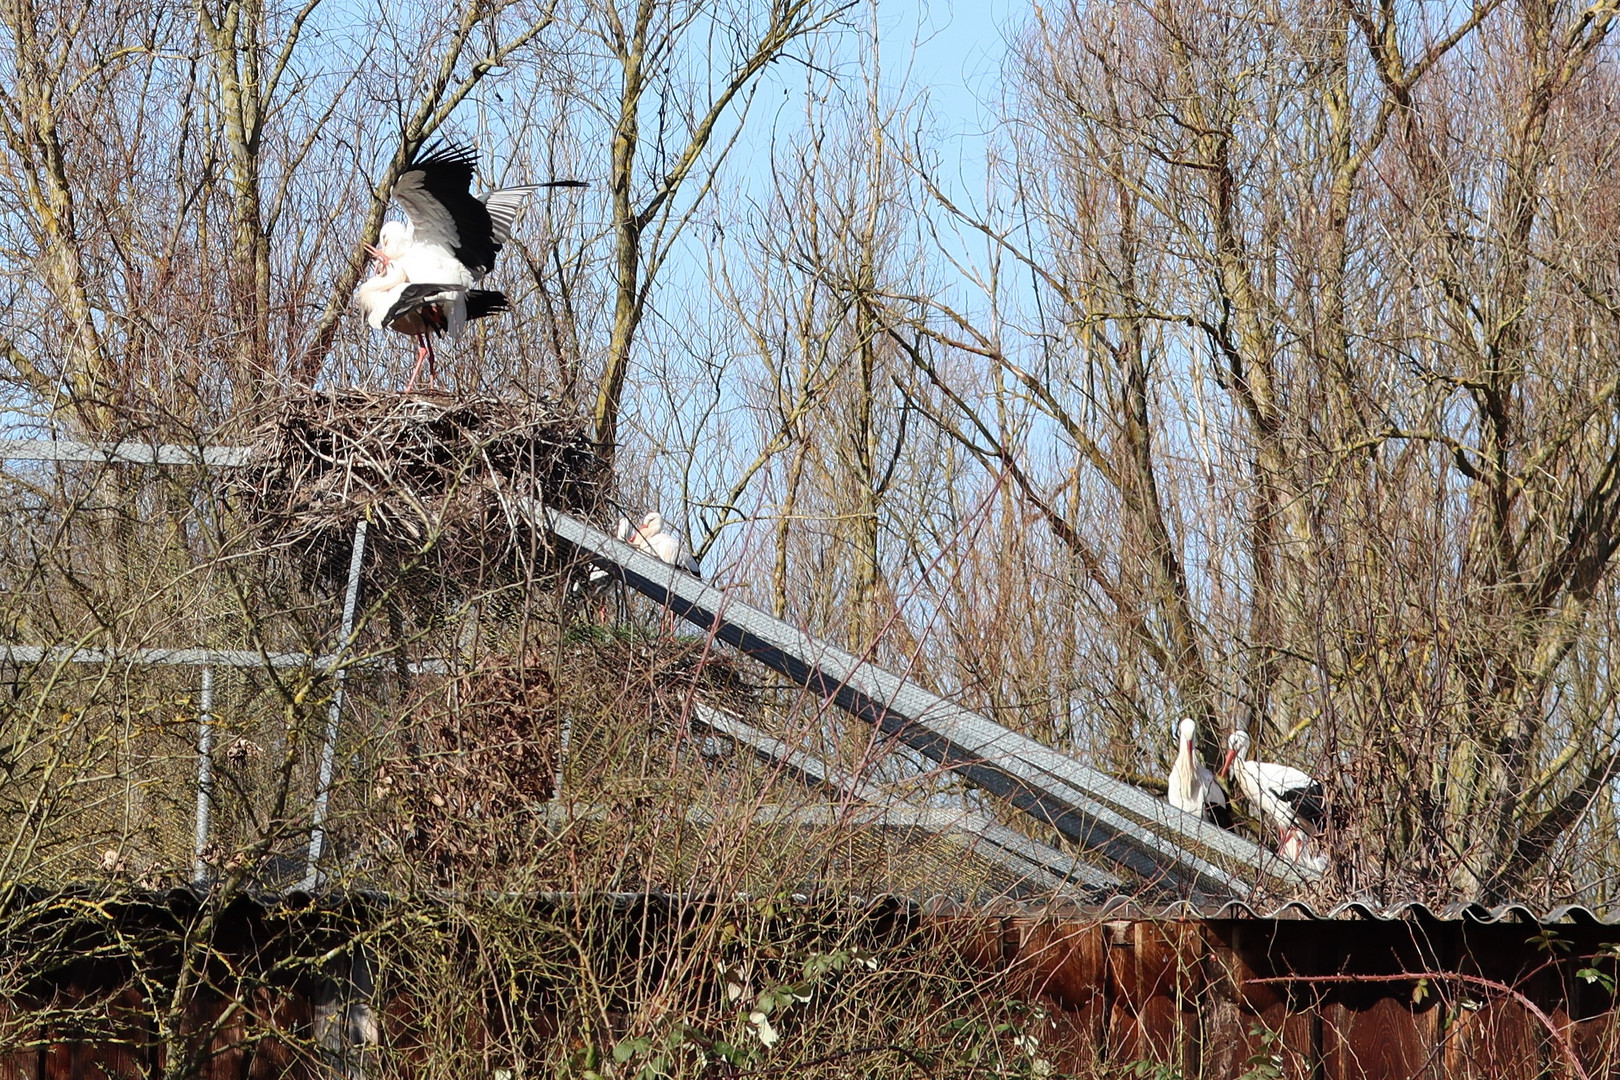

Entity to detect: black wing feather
[1277,780,1328,834]
[381,284,506,334]
[405,140,500,275]
[383,283,460,328]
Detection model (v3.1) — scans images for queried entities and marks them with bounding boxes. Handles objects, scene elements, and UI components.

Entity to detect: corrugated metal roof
[931,894,1620,924]
[1197,898,1620,924]
[20,885,1614,925]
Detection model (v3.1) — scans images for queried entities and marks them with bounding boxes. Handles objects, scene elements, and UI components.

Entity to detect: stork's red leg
[425,336,439,388]
[406,337,430,391]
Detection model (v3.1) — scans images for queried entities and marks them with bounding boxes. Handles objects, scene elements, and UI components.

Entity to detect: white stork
[625,512,700,575]
[575,517,643,595]
[1166,718,1232,827]
[364,140,584,387]
[1218,729,1331,866]
[353,258,509,390]
[375,140,584,283]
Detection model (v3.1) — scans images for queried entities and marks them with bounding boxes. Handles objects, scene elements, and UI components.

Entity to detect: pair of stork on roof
[353,141,584,390]
[1168,718,1333,870]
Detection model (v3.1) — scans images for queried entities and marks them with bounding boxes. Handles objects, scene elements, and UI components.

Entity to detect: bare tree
[584,0,845,460]
[875,0,1620,901]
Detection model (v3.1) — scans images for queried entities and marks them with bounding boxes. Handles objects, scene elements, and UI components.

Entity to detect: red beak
[1218,749,1237,778]
[365,243,389,270]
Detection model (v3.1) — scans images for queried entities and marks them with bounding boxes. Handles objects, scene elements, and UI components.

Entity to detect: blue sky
[885,0,1018,120]
[628,0,1032,554]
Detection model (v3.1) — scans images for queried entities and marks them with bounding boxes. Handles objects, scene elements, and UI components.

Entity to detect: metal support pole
[301,518,368,892]
[192,666,215,884]
[554,713,571,804]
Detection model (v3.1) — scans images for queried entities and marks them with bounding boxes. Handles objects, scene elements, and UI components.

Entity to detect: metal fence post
[301,518,368,892]
[192,665,215,883]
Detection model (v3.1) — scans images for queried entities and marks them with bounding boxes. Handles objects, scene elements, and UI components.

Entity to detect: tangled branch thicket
[0,887,1068,1080]
[0,391,1074,1077]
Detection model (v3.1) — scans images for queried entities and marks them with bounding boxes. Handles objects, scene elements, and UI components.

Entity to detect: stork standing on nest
[359,140,585,389]
[354,259,509,390]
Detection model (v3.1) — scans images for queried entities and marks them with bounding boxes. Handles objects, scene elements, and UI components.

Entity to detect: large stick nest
[237,389,608,590]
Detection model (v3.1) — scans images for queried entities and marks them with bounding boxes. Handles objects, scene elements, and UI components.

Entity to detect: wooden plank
[39,1045,70,1080]
[924,906,1013,972]
[1442,1000,1541,1080]
[1116,920,1205,1072]
[1018,920,1107,1074]
[1272,924,1320,1080]
[0,1049,40,1079]
[1015,920,1108,1014]
[1211,921,1315,1080]
[1101,919,1204,1067]
[1041,1009,1099,1079]
[191,994,247,1080]
[376,992,419,1078]
[1197,922,1251,1080]
[37,969,142,1080]
[242,987,313,1080]
[0,998,43,1080]
[1320,993,1440,1080]
[1105,938,1142,1067]
[1567,1012,1619,1079]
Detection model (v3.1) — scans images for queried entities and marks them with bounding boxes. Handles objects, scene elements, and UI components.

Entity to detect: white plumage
[626,511,700,575]
[362,141,582,389]
[1166,717,1228,824]
[1219,729,1330,866]
[354,260,410,329]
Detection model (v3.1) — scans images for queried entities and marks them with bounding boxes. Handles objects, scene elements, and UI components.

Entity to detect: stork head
[378,219,409,255]
[1177,717,1197,749]
[641,511,664,534]
[1218,729,1251,778]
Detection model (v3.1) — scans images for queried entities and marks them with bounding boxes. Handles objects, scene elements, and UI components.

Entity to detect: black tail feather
[466,289,509,321]
[1280,779,1330,835]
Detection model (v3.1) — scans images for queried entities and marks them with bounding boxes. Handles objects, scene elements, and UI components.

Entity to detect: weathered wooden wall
[957,910,1620,1078]
[2,894,1616,1079]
